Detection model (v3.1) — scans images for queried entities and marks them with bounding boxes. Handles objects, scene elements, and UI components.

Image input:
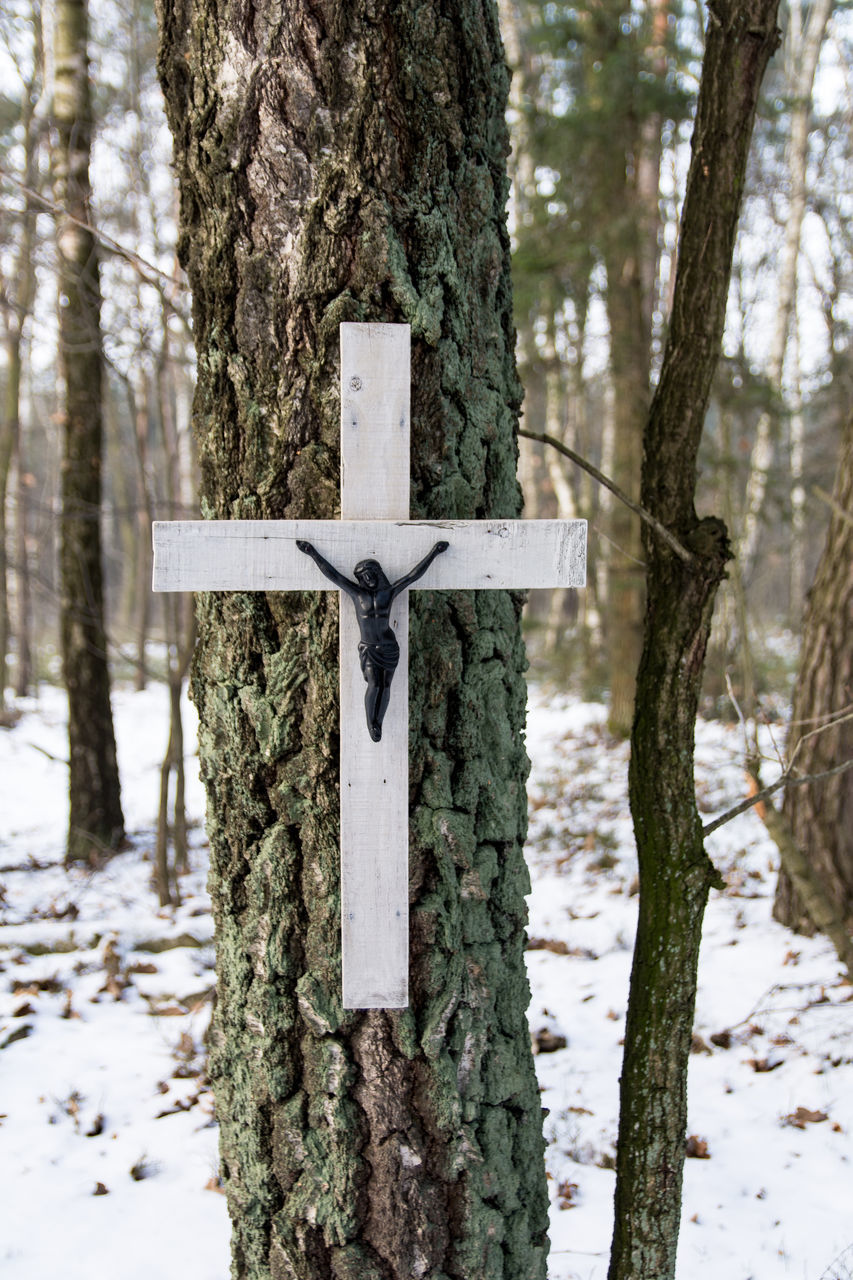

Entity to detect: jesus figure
[296,539,449,741]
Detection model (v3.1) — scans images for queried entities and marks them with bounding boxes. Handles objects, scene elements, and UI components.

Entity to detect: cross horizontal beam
[152,518,587,594]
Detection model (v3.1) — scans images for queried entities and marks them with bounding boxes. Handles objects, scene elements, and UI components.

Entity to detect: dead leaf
[747,1057,784,1073]
[526,937,570,955]
[93,1182,109,1197]
[86,1114,105,1137]
[557,1180,579,1209]
[746,773,765,821]
[710,1030,732,1049]
[685,1134,711,1159]
[532,1028,568,1054]
[782,1107,828,1129]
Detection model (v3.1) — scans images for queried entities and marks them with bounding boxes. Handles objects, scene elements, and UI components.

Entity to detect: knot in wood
[685,517,731,569]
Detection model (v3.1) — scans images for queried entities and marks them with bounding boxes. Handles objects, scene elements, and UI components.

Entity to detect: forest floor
[0,678,851,1280]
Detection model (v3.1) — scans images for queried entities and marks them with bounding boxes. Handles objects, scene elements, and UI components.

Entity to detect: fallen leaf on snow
[526,937,570,955]
[747,1057,784,1073]
[532,1028,568,1054]
[557,1179,580,1208]
[685,1135,711,1159]
[782,1107,828,1129]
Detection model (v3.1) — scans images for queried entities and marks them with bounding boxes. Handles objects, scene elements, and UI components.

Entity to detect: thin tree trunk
[0,35,40,702]
[154,316,194,904]
[155,612,195,905]
[609,7,781,1279]
[597,0,666,738]
[542,317,578,651]
[52,0,124,862]
[789,311,806,616]
[157,3,547,1277]
[1,340,23,702]
[14,446,34,697]
[604,250,648,735]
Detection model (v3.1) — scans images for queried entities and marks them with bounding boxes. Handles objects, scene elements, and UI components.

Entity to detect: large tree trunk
[774,413,853,935]
[609,6,781,1279]
[53,0,124,862]
[157,3,548,1278]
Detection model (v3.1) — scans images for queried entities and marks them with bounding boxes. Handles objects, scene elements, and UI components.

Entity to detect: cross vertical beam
[339,323,410,1008]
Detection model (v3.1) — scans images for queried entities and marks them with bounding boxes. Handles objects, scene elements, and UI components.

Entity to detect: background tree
[0,1,41,703]
[157,1,549,1277]
[510,0,692,731]
[774,411,853,936]
[51,0,124,860]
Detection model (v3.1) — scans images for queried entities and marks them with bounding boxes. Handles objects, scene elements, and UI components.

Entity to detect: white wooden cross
[153,323,586,1010]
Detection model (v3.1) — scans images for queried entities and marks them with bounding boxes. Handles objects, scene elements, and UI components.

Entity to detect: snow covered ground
[1,681,850,1280]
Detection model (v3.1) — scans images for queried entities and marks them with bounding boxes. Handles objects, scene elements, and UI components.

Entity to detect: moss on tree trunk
[156,2,548,1276]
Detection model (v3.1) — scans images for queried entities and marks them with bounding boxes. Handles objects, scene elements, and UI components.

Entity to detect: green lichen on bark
[156,1,547,1276]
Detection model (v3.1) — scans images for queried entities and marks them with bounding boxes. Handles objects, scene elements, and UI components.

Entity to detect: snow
[1,680,850,1279]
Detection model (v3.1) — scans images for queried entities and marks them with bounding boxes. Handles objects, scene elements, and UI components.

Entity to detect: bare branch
[703,757,853,837]
[813,485,853,528]
[0,170,191,331]
[518,428,697,566]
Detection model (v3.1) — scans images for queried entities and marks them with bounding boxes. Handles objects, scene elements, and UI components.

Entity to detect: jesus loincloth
[358,637,399,680]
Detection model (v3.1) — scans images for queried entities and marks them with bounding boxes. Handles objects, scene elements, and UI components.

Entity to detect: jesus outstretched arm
[389,541,449,598]
[295,540,358,598]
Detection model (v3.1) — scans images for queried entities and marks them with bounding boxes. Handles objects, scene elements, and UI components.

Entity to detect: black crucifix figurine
[296,539,449,742]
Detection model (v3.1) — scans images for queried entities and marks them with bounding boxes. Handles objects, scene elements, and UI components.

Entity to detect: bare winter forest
[1,2,852,1279]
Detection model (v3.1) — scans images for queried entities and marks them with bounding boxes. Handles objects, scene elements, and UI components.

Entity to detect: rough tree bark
[774,412,853,938]
[157,3,547,1278]
[52,0,124,862]
[609,6,781,1279]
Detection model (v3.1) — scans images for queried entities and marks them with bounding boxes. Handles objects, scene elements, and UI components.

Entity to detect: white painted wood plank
[340,322,410,521]
[339,595,409,1008]
[152,518,587,593]
[339,323,410,1008]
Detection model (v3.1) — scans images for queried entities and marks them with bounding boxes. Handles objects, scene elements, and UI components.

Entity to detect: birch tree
[156,2,548,1276]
